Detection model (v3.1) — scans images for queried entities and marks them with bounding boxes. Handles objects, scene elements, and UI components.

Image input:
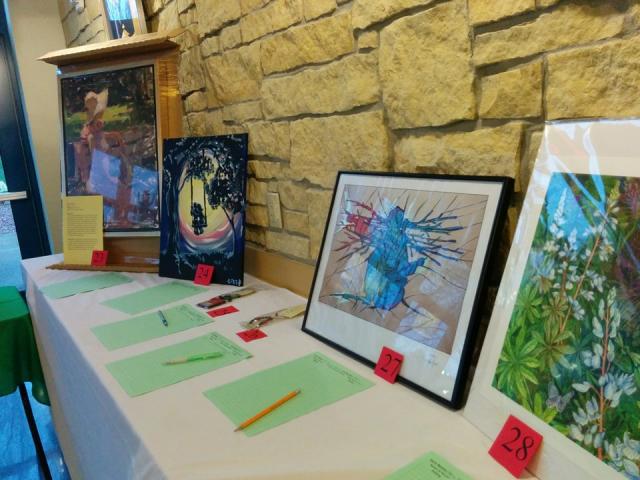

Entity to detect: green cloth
[0,287,49,405]
[204,352,374,436]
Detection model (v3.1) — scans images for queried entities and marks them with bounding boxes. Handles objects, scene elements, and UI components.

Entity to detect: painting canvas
[303,172,511,408]
[494,173,640,478]
[102,0,147,39]
[60,64,159,233]
[159,135,248,286]
[465,119,640,480]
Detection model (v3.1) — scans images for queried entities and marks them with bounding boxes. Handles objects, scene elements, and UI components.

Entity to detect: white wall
[6,0,66,252]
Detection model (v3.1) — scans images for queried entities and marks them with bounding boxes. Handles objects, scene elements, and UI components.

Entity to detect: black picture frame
[302,171,512,409]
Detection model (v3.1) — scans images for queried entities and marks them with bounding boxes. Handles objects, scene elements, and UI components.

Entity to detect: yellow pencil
[234,388,301,432]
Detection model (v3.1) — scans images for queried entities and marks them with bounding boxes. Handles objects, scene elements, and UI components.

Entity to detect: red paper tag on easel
[489,415,543,477]
[208,305,239,318]
[374,346,404,383]
[91,250,108,266]
[194,264,215,285]
[236,329,267,342]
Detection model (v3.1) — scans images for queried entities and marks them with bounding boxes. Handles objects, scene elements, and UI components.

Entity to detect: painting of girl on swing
[159,135,248,286]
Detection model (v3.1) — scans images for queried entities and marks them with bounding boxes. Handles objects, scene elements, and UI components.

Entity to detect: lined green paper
[106,332,251,397]
[385,452,472,480]
[101,281,206,315]
[41,273,132,299]
[92,304,213,350]
[204,352,374,436]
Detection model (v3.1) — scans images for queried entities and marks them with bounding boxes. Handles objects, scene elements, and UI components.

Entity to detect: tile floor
[0,384,70,480]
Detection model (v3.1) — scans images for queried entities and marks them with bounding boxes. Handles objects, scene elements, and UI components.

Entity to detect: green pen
[162,351,223,366]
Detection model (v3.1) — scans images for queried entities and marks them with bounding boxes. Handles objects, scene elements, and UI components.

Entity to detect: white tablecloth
[23,254,521,480]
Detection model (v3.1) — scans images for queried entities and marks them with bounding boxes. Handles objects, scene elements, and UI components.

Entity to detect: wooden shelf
[38,29,182,67]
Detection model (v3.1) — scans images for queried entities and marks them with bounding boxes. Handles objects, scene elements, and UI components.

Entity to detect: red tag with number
[194,264,215,285]
[374,346,404,383]
[207,305,239,318]
[489,415,542,477]
[236,329,267,343]
[91,250,108,266]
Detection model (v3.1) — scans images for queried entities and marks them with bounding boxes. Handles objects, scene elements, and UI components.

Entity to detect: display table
[23,255,528,480]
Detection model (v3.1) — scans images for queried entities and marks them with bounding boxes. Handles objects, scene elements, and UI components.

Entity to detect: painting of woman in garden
[494,173,640,478]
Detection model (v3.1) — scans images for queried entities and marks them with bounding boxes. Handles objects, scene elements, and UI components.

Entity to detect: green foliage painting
[494,173,640,479]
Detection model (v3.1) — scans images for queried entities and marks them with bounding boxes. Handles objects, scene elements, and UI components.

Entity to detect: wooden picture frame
[101,0,147,39]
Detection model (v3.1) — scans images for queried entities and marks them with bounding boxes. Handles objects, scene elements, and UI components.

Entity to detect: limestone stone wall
[57,0,640,264]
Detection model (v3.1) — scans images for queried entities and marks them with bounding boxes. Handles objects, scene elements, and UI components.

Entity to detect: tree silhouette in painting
[159,134,248,284]
[206,146,245,255]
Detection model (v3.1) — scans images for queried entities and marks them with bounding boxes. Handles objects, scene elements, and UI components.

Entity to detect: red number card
[374,346,404,383]
[207,305,239,318]
[489,415,543,478]
[194,264,215,285]
[91,250,108,267]
[236,329,267,343]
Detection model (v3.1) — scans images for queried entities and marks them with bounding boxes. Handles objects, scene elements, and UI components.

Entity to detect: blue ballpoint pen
[157,310,169,327]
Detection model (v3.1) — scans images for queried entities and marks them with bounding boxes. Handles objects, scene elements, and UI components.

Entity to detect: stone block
[178,47,206,95]
[380,0,475,128]
[521,130,543,192]
[177,0,195,13]
[266,192,283,228]
[184,91,208,112]
[547,37,640,120]
[240,0,272,15]
[248,178,268,205]
[246,226,266,246]
[143,0,164,16]
[358,31,378,50]
[261,13,354,75]
[468,0,534,25]
[196,0,241,35]
[247,122,290,159]
[246,205,269,227]
[262,53,379,119]
[352,0,434,30]
[266,231,309,259]
[303,0,335,21]
[249,160,283,179]
[158,0,180,31]
[278,181,308,212]
[283,210,309,236]
[290,111,388,188]
[307,188,333,259]
[174,28,199,51]
[200,36,220,57]
[220,23,242,50]
[186,109,224,135]
[395,123,524,189]
[205,42,262,103]
[474,3,625,66]
[223,101,263,123]
[480,61,542,118]
[240,0,303,44]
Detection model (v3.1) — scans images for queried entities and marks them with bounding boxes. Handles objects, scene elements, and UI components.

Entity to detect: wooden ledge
[39,29,182,66]
[245,246,314,298]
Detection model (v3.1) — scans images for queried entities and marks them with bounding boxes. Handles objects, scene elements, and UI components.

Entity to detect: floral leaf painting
[493,173,640,478]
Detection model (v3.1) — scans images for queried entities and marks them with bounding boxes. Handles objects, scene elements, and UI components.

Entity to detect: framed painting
[60,63,159,235]
[159,135,248,286]
[101,0,147,39]
[465,119,640,479]
[302,172,511,408]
